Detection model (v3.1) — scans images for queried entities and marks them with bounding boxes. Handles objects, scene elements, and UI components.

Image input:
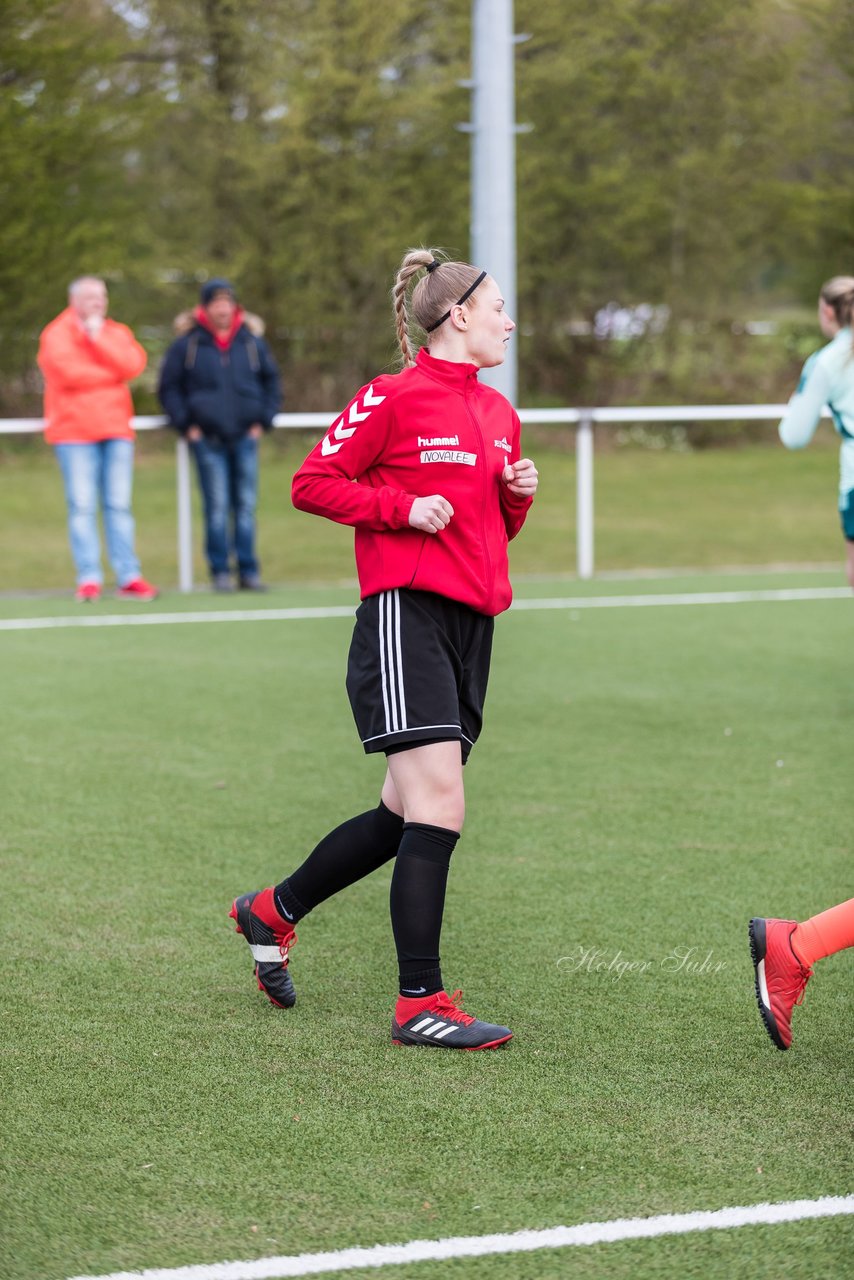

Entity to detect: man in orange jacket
[38,277,158,602]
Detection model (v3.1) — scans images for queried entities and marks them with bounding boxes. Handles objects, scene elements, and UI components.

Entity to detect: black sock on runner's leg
[274,801,404,923]
[391,822,460,997]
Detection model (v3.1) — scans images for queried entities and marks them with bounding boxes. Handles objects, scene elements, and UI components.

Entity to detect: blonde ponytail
[391,248,486,366]
[392,249,436,367]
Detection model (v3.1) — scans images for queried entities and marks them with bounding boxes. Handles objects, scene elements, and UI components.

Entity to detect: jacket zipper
[220,348,236,438]
[463,381,493,609]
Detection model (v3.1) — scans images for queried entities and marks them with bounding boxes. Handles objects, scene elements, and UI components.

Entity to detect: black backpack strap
[184,333,200,371]
[245,334,260,372]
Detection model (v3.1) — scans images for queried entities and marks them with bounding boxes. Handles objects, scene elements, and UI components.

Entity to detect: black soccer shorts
[346,588,494,763]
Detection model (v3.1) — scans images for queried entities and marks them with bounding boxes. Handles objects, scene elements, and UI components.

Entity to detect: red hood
[194,304,245,351]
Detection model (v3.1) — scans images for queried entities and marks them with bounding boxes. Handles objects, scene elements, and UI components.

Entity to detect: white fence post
[576,412,594,580]
[176,437,193,593]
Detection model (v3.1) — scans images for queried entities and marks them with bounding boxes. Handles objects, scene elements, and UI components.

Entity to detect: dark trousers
[191,435,259,576]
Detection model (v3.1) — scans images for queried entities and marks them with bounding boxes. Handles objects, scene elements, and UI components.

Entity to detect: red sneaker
[392,989,512,1050]
[230,888,297,1008]
[749,917,813,1050]
[116,578,159,601]
[74,582,101,603]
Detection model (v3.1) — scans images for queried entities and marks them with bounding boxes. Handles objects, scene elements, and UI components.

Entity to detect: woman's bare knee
[386,741,466,830]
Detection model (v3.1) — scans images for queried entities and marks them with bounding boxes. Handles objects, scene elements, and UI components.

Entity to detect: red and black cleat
[230,888,297,1009]
[749,917,812,1050]
[391,989,512,1050]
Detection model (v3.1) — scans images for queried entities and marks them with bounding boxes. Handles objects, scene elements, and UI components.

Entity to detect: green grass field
[1,571,851,1280]
[0,424,846,592]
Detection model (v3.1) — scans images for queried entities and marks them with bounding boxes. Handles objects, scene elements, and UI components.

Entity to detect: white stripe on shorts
[361,723,462,745]
[378,591,393,732]
[392,591,406,730]
[379,589,407,734]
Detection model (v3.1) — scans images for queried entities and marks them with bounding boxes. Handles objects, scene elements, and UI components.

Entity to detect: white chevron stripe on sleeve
[318,384,385,455]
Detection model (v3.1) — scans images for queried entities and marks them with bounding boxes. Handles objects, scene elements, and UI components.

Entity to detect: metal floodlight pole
[467,0,520,406]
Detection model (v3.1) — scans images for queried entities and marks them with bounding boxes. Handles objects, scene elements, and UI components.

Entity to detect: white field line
[66,1196,854,1280]
[0,606,357,632]
[510,587,850,611]
[0,586,849,634]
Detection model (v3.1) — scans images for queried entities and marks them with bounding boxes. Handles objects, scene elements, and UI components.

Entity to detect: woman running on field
[230,249,538,1049]
[779,275,854,589]
[751,279,854,1050]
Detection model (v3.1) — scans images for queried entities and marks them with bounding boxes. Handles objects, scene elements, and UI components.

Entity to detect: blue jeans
[191,435,260,577]
[54,440,141,587]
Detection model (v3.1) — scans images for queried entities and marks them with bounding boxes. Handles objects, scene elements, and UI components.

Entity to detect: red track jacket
[292,348,533,616]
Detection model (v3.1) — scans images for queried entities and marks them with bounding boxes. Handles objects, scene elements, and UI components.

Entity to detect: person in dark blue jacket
[158,279,282,591]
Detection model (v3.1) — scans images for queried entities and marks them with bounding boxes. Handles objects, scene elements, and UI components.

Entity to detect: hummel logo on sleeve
[321,384,386,456]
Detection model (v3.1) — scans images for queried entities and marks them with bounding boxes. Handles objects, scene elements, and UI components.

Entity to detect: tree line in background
[1,0,853,418]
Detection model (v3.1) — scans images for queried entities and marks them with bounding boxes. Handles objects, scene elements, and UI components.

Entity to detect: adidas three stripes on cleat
[230,887,297,1008]
[392,989,512,1050]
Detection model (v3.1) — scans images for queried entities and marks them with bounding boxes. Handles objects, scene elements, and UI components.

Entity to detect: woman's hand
[409,495,455,533]
[502,458,538,497]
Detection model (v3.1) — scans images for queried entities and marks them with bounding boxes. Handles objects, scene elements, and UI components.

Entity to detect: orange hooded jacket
[38,308,147,445]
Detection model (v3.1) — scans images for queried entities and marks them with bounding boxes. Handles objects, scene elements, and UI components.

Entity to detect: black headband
[424,269,488,333]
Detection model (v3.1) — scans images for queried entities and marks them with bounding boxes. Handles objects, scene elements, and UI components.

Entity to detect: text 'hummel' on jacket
[292,347,533,616]
[158,308,282,441]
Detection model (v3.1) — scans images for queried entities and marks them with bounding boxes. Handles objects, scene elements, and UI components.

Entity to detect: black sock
[390,822,460,997]
[274,801,404,923]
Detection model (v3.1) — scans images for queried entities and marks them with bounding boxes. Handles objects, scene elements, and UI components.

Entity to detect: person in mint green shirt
[779,276,854,589]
